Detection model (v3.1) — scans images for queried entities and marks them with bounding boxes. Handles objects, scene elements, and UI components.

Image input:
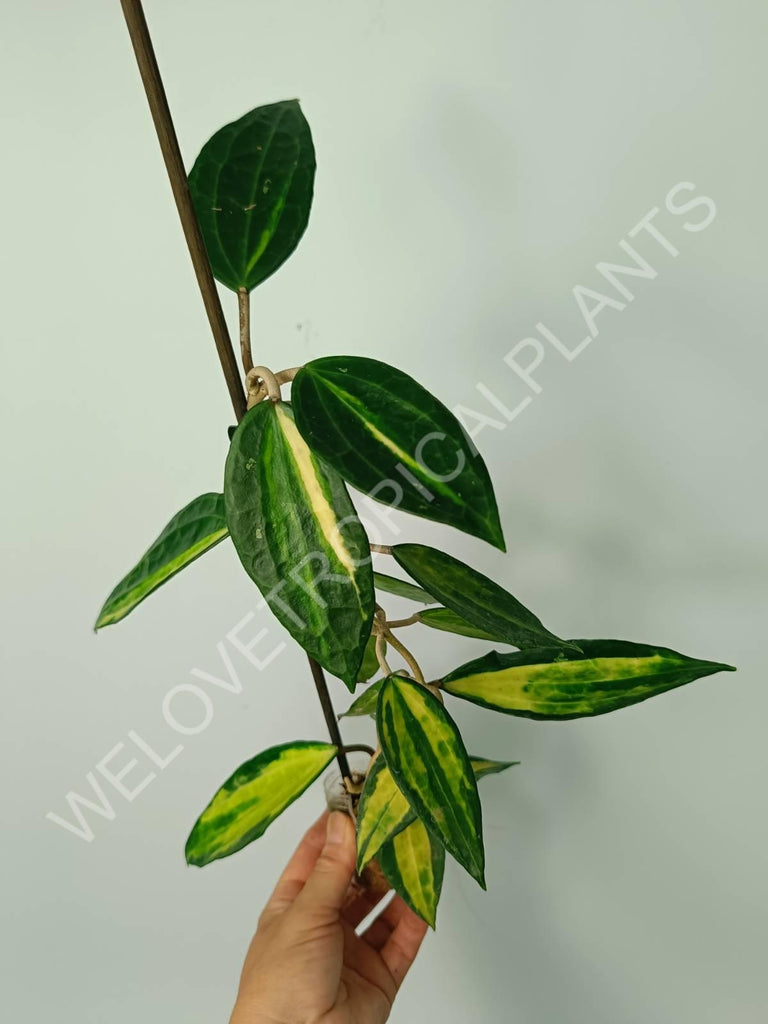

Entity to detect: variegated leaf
[356,754,413,872]
[292,356,505,550]
[185,741,336,866]
[95,493,228,629]
[377,675,485,887]
[442,640,736,720]
[392,544,578,652]
[470,756,520,779]
[225,402,374,689]
[378,819,445,928]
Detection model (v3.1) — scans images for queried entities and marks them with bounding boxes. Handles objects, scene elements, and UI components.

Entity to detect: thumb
[293,811,356,918]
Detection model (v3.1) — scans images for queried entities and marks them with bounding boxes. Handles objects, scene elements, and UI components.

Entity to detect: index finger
[261,812,329,919]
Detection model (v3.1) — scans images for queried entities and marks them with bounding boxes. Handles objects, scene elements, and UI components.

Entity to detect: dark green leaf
[185,741,336,866]
[339,677,384,719]
[378,819,445,928]
[225,402,374,688]
[189,100,315,293]
[95,493,228,629]
[442,640,736,720]
[374,571,434,604]
[292,356,505,550]
[392,544,578,652]
[377,675,485,887]
[418,607,505,642]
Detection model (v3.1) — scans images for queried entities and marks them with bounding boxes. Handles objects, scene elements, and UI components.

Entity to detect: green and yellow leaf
[377,675,485,887]
[292,356,505,550]
[378,819,445,928]
[442,640,737,720]
[356,754,414,872]
[470,756,520,779]
[189,100,315,293]
[392,544,578,652]
[185,741,336,867]
[95,493,228,629]
[225,402,374,689]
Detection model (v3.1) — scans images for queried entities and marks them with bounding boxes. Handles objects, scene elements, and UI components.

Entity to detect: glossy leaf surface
[225,402,374,688]
[377,675,485,886]
[189,100,315,292]
[356,754,413,872]
[95,493,228,629]
[392,544,577,652]
[185,741,336,866]
[292,356,505,549]
[378,819,445,928]
[374,571,434,605]
[442,640,736,720]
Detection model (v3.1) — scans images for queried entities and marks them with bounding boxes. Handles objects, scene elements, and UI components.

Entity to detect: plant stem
[118,0,246,421]
[119,0,349,779]
[238,288,253,375]
[385,630,426,684]
[308,658,351,780]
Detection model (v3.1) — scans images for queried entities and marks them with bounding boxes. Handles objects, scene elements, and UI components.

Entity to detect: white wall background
[2,1,766,1021]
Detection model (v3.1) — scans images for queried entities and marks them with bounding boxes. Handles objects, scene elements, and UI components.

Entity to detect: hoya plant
[97,95,735,928]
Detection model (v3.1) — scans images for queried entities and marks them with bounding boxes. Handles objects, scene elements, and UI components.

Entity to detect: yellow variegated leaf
[442,640,736,719]
[355,753,413,873]
[377,675,485,887]
[185,741,336,867]
[378,819,445,928]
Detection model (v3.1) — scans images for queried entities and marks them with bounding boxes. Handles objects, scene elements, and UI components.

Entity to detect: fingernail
[326,811,347,846]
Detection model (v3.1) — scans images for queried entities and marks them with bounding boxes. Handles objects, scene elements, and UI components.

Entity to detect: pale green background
[1,1,766,1021]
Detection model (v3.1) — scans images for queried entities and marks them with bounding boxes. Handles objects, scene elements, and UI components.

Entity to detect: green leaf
[185,741,336,866]
[189,100,315,293]
[418,607,505,642]
[225,402,374,689]
[356,754,414,872]
[340,677,385,719]
[95,493,228,629]
[377,675,485,887]
[374,571,434,604]
[292,356,505,550]
[378,819,445,928]
[392,544,578,652]
[358,635,383,682]
[442,640,736,720]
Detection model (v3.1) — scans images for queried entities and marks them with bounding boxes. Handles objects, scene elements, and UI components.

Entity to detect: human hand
[230,811,428,1024]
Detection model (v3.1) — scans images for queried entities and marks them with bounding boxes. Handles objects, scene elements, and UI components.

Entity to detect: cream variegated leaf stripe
[274,404,361,588]
[441,640,736,720]
[185,741,336,867]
